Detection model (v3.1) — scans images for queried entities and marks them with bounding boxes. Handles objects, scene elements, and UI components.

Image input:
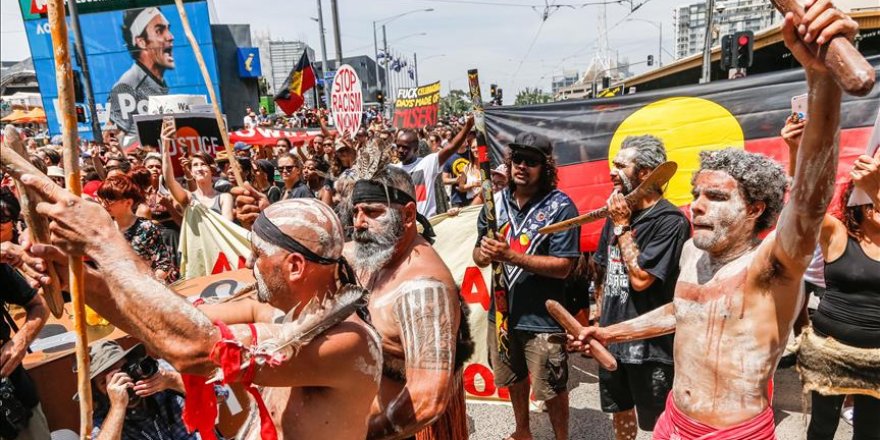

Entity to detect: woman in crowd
[252,159,282,204]
[799,152,880,440]
[330,141,356,179]
[97,174,179,284]
[161,133,234,222]
[456,137,484,206]
[142,153,182,261]
[0,187,22,244]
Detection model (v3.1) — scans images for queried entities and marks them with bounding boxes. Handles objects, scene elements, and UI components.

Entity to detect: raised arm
[437,115,474,166]
[161,131,191,208]
[369,279,459,439]
[772,6,856,272]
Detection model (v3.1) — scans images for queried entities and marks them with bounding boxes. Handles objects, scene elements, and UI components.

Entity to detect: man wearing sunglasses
[473,132,580,440]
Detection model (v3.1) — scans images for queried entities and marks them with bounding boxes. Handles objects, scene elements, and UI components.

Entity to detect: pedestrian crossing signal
[75,105,86,123]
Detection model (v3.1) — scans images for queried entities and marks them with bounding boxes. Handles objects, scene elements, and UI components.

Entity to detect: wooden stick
[769,0,874,97]
[538,161,678,235]
[546,300,618,371]
[173,0,244,184]
[1,125,64,318]
[46,0,91,436]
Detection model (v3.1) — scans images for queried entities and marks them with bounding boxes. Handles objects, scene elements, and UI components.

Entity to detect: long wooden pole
[2,125,65,318]
[46,0,91,436]
[173,0,243,184]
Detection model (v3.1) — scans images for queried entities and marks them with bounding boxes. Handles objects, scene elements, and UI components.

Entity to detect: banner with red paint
[178,201,251,280]
[485,56,880,251]
[228,127,331,147]
[393,81,441,129]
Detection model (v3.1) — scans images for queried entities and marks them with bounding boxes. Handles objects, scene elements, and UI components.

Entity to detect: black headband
[351,180,416,206]
[350,180,436,243]
[252,212,339,265]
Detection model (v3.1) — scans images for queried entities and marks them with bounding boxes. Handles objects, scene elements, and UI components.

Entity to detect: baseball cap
[233,142,251,152]
[491,164,508,176]
[82,180,102,199]
[509,132,553,157]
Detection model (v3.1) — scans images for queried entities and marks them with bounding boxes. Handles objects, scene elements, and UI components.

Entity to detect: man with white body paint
[345,165,472,440]
[571,3,857,438]
[17,196,382,440]
[109,7,175,133]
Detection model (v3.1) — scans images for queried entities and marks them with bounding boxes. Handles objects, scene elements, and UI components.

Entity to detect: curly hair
[694,148,787,233]
[504,151,559,194]
[839,180,870,240]
[620,135,667,172]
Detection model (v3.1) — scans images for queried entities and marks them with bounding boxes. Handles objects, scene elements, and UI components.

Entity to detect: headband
[350,180,436,243]
[130,7,162,46]
[252,212,339,265]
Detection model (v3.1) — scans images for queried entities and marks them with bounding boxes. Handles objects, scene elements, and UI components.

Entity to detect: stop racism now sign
[331,64,363,138]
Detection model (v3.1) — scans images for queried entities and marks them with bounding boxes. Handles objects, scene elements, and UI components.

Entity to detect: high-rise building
[673,0,781,59]
[551,70,580,95]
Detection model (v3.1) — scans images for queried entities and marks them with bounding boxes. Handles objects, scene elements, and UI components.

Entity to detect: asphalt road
[465,354,853,439]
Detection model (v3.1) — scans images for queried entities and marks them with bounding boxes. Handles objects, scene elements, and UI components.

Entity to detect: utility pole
[413,52,418,85]
[67,0,102,145]
[658,21,663,67]
[316,0,330,109]
[330,0,343,66]
[373,21,382,104]
[382,25,389,111]
[701,0,716,83]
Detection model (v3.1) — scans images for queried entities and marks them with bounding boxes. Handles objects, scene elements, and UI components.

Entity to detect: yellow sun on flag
[608,97,745,207]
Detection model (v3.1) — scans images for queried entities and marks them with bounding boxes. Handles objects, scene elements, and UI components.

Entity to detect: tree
[514,88,552,106]
[440,89,471,117]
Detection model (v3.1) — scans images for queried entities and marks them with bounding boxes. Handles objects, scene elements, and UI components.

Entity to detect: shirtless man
[17,195,381,439]
[570,3,857,438]
[347,165,472,439]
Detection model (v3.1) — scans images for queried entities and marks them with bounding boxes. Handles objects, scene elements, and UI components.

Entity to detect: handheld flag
[275,51,316,115]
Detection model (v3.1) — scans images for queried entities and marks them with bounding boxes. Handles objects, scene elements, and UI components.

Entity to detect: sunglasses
[511,155,543,167]
[278,165,298,172]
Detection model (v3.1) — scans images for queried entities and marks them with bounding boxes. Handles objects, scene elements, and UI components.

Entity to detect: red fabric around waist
[652,393,776,440]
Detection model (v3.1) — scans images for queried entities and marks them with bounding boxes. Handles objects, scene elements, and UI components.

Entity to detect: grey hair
[694,148,787,233]
[620,135,667,172]
[371,165,416,203]
[252,232,282,257]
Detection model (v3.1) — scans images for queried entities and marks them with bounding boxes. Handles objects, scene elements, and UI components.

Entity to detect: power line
[408,0,629,7]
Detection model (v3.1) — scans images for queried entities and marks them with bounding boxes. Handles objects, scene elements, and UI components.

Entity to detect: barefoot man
[17,196,382,439]
[346,164,473,440]
[570,3,857,438]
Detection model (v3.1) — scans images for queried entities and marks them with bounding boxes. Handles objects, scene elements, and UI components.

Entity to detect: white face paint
[691,171,750,253]
[254,263,273,304]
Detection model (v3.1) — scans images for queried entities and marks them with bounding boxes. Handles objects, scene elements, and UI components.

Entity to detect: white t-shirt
[394,153,441,217]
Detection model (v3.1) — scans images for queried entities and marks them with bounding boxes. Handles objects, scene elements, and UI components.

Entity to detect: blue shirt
[477,188,581,332]
[92,389,201,440]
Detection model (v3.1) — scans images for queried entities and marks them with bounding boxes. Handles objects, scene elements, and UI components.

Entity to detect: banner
[21,0,221,138]
[430,205,507,401]
[331,64,363,137]
[228,127,331,147]
[485,56,880,251]
[393,81,441,129]
[134,112,223,177]
[178,201,252,279]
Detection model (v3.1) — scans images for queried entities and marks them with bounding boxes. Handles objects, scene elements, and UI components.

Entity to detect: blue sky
[1,0,679,103]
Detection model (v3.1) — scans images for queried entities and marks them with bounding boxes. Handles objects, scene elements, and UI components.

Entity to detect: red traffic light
[738,35,750,46]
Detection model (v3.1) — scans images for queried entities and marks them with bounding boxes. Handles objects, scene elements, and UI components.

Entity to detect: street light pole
[413,52,418,85]
[373,21,381,104]
[701,0,716,83]
[316,0,330,108]
[330,0,343,66]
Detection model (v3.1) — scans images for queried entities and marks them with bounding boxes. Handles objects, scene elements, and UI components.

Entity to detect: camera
[0,378,32,438]
[121,346,159,400]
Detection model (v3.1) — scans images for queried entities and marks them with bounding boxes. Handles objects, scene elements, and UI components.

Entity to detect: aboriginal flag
[274,51,316,115]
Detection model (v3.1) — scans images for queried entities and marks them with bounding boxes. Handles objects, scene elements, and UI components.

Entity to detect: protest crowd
[0,2,878,440]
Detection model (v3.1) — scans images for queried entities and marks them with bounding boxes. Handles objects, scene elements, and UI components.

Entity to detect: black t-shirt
[281,180,314,200]
[593,199,690,365]
[476,189,581,332]
[0,264,40,409]
[443,152,471,206]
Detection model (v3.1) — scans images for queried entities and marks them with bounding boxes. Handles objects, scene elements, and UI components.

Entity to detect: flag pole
[173,0,243,184]
[46,0,92,436]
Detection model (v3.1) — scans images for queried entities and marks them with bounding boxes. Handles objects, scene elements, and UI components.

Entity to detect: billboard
[20,0,221,138]
[393,81,441,129]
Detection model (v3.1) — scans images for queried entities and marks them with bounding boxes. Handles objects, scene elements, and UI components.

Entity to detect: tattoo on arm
[394,279,456,372]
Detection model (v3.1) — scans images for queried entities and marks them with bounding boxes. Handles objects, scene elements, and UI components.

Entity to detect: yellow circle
[608,97,744,207]
[519,234,530,246]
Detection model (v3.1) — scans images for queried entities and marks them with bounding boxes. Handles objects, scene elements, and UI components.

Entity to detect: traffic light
[602,77,610,89]
[720,34,734,70]
[647,55,654,67]
[733,31,754,69]
[490,83,497,99]
[73,70,85,103]
[376,90,385,106]
[495,88,503,105]
[75,105,86,123]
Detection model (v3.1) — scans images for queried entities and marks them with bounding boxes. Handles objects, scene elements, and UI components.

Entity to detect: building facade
[674,0,781,59]
[551,70,580,95]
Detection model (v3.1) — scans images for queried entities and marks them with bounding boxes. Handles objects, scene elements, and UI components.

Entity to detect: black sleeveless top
[813,236,880,348]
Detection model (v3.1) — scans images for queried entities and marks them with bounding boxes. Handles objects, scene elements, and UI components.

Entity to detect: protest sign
[393,81,441,129]
[134,112,225,177]
[147,94,208,115]
[331,64,363,138]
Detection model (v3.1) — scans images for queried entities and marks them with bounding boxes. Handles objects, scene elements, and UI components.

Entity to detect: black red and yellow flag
[275,51,316,115]
[486,56,880,251]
